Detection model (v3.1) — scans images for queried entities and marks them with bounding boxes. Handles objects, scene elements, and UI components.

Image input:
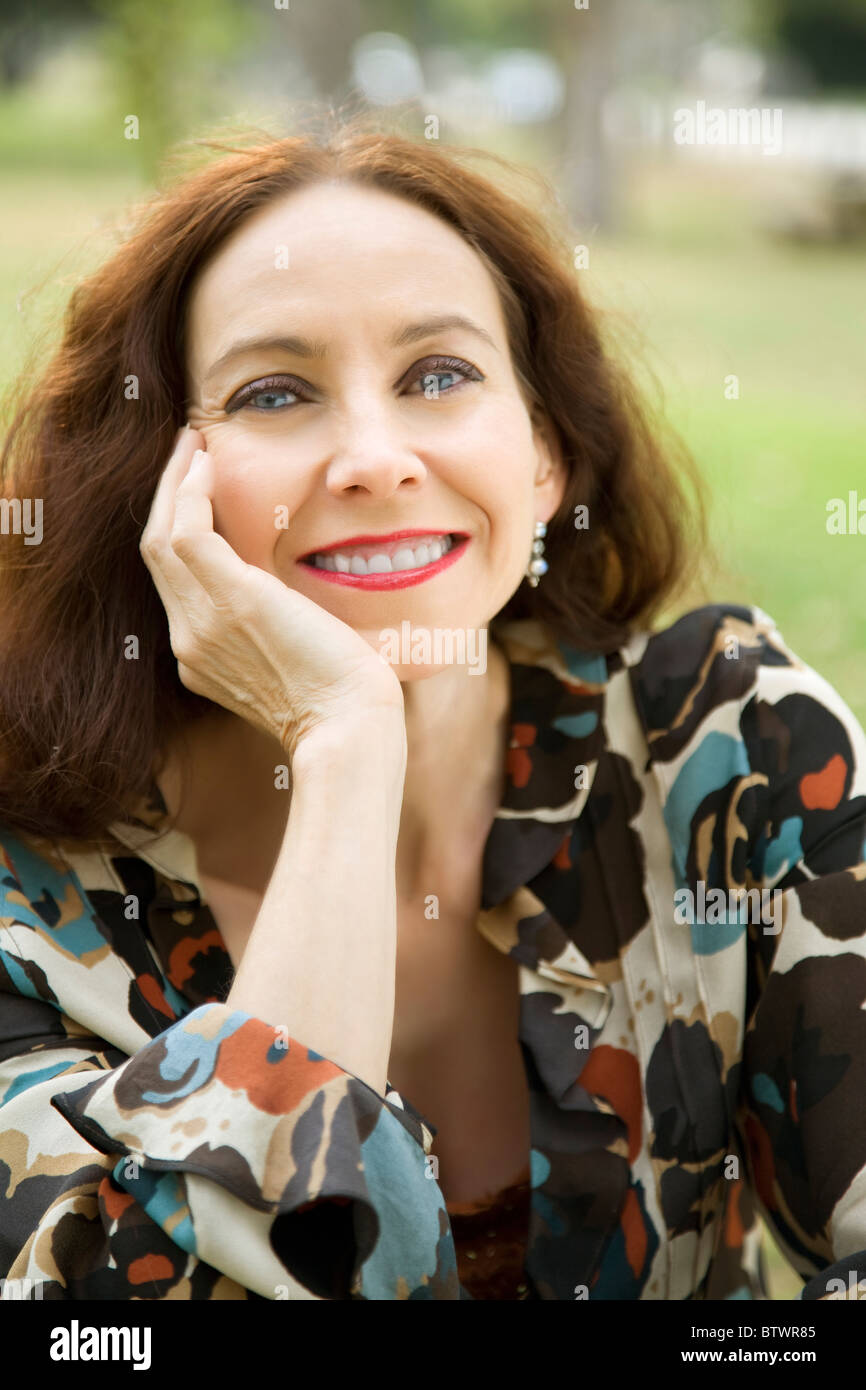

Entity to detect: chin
[391,661,459,683]
[359,621,491,680]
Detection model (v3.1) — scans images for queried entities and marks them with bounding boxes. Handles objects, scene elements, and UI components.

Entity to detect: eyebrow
[202,313,500,384]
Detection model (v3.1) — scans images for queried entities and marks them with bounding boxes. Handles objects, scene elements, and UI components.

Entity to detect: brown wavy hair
[0,113,713,849]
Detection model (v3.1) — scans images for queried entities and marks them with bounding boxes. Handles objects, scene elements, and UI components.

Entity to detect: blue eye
[416,369,464,395]
[408,357,481,396]
[226,377,304,413]
[249,387,297,410]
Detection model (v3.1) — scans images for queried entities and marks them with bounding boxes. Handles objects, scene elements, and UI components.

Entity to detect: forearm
[225,709,406,1096]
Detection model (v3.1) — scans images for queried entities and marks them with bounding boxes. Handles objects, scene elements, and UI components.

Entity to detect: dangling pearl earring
[525,520,548,587]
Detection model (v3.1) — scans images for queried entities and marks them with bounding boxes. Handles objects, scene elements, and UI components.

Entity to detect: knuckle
[169,528,196,561]
[176,662,204,695]
[169,621,201,666]
[171,637,196,667]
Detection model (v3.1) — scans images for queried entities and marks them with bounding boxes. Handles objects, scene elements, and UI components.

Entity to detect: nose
[324,400,427,498]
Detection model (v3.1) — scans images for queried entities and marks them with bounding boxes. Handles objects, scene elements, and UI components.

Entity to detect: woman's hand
[139,426,405,759]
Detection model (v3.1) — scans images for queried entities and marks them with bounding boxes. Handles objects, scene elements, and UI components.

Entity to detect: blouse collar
[482,617,613,909]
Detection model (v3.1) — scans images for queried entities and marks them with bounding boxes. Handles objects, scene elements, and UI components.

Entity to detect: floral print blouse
[2,601,866,1301]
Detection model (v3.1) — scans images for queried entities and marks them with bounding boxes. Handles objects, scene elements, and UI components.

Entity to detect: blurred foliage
[0,0,98,84]
[776,0,866,89]
[89,0,259,178]
[377,0,550,46]
[0,0,863,192]
[743,0,866,89]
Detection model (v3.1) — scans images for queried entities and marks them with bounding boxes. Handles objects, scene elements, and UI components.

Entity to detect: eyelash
[224,355,484,414]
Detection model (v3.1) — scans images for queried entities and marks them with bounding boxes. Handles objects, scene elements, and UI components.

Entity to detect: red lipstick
[298,531,470,591]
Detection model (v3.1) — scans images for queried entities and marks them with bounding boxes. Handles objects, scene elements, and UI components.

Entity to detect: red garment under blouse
[444,1164,533,1300]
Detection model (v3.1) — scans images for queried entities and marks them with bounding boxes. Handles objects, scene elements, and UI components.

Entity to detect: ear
[530,404,568,522]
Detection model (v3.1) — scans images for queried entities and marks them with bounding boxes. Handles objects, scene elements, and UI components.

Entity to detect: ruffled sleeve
[0,836,459,1300]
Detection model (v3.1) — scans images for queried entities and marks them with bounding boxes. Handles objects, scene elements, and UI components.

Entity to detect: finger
[140,425,205,547]
[140,430,213,605]
[142,551,196,659]
[141,498,210,641]
[141,501,212,619]
[140,447,216,633]
[172,447,216,534]
[170,451,262,608]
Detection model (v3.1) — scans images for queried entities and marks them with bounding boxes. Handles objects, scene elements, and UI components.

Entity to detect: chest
[197,874,264,978]
[388,895,531,1207]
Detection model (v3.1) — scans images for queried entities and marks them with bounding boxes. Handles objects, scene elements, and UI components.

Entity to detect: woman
[1,119,865,1302]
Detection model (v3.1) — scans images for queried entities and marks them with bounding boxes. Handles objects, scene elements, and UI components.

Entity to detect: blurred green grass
[589,162,866,737]
[2,87,862,1304]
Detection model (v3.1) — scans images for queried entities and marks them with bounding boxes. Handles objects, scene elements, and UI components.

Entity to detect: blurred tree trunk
[286,0,366,107]
[94,0,251,180]
[546,0,623,234]
[0,20,32,87]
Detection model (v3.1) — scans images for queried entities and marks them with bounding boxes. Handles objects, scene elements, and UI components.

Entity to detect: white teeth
[311,534,454,574]
[391,547,417,572]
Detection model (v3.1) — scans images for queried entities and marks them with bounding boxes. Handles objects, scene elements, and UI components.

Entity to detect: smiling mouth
[298,531,469,589]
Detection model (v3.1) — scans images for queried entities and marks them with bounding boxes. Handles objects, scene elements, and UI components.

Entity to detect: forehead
[184,180,508,368]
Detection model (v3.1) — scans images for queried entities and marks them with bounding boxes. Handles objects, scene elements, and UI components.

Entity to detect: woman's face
[183,179,566,667]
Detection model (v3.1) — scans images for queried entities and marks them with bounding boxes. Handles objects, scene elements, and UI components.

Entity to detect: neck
[397,635,510,880]
[156,633,512,894]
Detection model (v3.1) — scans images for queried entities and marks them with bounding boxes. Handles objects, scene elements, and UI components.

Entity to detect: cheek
[465,400,534,482]
[452,406,535,525]
[205,437,307,563]
[211,476,267,560]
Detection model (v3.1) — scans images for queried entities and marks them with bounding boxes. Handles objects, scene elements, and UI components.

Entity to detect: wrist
[290,705,407,780]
